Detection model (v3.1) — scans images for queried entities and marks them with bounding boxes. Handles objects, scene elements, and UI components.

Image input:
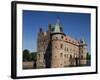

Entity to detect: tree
[23,49,37,61]
[23,49,30,61]
[30,52,37,61]
[87,52,91,60]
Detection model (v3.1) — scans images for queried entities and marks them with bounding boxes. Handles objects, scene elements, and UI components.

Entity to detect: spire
[56,16,60,24]
[81,36,86,44]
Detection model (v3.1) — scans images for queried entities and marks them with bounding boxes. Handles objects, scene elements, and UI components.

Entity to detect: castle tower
[36,27,51,68]
[36,28,46,68]
[51,19,66,68]
[79,37,88,66]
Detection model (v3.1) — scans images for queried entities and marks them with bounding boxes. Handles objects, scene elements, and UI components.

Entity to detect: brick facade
[36,20,88,68]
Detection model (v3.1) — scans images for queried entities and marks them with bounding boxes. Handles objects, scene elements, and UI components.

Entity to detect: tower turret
[79,37,87,66]
[51,19,65,68]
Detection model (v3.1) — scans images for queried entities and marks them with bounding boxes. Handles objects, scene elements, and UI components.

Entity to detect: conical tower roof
[80,37,86,44]
[51,19,63,33]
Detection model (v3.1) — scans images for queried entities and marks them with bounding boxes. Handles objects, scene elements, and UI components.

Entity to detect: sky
[22,10,90,53]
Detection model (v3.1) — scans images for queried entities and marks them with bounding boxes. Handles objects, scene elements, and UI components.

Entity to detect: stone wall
[36,30,51,68]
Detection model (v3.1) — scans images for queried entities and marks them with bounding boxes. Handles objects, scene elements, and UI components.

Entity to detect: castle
[36,19,88,68]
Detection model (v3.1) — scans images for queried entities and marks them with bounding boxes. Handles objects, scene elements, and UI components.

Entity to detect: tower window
[60,44,63,49]
[61,36,63,39]
[56,37,58,40]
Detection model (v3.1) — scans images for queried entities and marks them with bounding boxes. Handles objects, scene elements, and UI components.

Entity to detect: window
[64,54,66,57]
[56,37,58,40]
[70,55,72,59]
[38,54,40,58]
[65,47,66,51]
[60,53,63,57]
[67,54,68,58]
[67,48,68,51]
[61,36,63,39]
[60,44,63,49]
[55,46,57,48]
[64,54,68,58]
[81,55,83,59]
[81,50,83,53]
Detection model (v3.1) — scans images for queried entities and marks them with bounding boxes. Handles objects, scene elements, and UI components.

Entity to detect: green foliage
[23,49,30,61]
[30,52,37,61]
[23,49,37,61]
[87,53,91,60]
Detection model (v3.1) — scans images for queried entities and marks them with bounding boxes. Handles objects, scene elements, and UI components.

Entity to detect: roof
[51,19,63,33]
[64,35,80,46]
[81,37,86,44]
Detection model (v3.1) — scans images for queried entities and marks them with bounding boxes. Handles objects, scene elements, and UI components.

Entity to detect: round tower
[51,19,66,68]
[79,37,88,66]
